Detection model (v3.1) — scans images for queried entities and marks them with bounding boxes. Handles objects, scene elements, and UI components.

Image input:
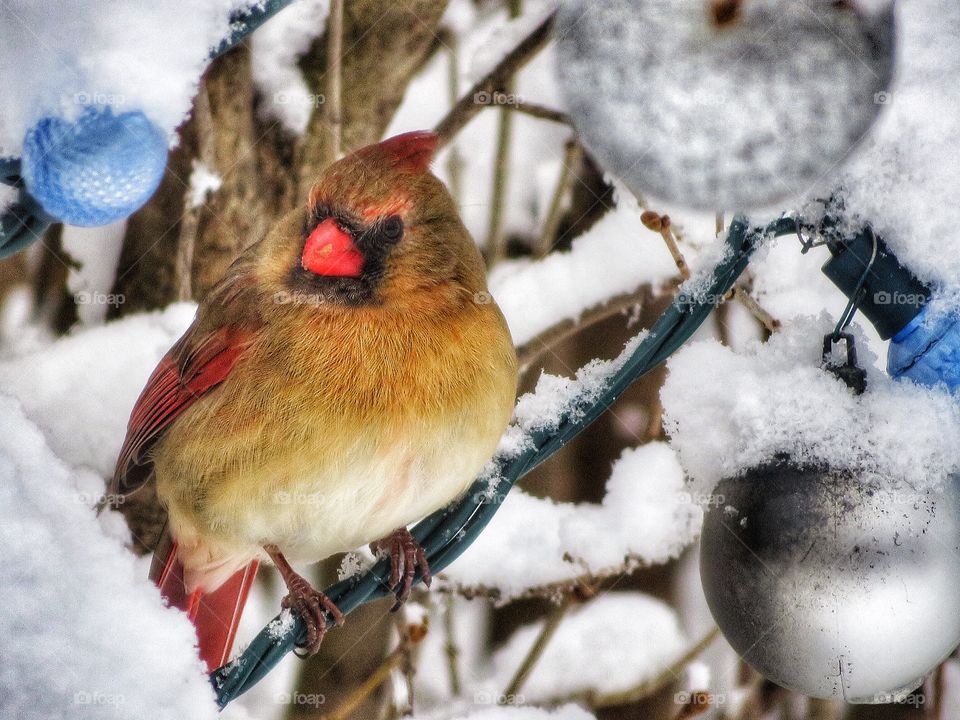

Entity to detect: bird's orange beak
[301,218,364,277]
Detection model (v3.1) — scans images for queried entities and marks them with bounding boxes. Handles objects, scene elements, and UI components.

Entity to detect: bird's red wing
[111,324,254,495]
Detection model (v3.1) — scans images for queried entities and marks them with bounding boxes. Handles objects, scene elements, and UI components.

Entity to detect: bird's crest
[362,131,438,174]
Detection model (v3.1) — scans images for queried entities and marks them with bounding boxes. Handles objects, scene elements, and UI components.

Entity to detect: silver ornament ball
[554,0,895,211]
[699,461,960,702]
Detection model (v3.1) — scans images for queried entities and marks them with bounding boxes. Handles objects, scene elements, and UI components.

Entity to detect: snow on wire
[209,213,800,707]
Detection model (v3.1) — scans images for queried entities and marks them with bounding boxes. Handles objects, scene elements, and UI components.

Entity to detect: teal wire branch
[209,214,801,708]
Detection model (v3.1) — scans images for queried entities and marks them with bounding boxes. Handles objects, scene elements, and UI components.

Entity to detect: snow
[188,161,224,208]
[0,1,260,154]
[489,185,678,347]
[416,707,595,720]
[0,183,16,213]
[661,314,960,495]
[250,0,330,135]
[489,593,687,704]
[444,443,701,600]
[0,303,195,475]
[0,396,219,720]
[829,0,960,295]
[62,222,127,325]
[748,238,838,328]
[488,331,645,462]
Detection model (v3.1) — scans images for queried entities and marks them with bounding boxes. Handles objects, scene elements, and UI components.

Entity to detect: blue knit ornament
[21,107,168,226]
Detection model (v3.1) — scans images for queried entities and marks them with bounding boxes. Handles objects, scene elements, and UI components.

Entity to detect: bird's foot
[280,575,344,656]
[265,545,344,657]
[371,527,432,610]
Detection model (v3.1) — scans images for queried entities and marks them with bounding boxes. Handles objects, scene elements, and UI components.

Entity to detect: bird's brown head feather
[254,131,487,313]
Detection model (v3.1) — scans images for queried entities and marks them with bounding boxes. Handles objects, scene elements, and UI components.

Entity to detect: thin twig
[641,211,690,279]
[509,101,572,126]
[516,204,777,374]
[323,652,404,720]
[325,0,345,160]
[486,100,513,265]
[389,609,416,717]
[443,554,652,604]
[324,613,428,720]
[535,139,582,258]
[445,38,465,206]
[515,283,666,375]
[484,0,523,266]
[434,11,555,146]
[730,285,780,333]
[547,627,722,709]
[501,596,572,703]
[673,691,715,719]
[443,595,463,697]
[646,397,665,440]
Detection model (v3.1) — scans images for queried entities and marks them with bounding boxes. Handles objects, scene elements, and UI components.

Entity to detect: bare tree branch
[325,0,345,161]
[510,101,573,127]
[434,12,556,146]
[502,595,574,702]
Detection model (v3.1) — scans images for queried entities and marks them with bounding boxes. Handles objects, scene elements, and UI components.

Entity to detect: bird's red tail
[151,536,259,671]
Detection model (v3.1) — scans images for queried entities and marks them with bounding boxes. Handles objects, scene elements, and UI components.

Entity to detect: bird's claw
[371,527,431,610]
[280,575,344,657]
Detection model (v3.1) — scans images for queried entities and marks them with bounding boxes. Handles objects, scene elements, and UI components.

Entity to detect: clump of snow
[250,0,330,135]
[493,332,647,460]
[748,237,839,326]
[661,314,960,494]
[444,444,700,600]
[0,1,261,153]
[560,444,701,572]
[0,183,16,213]
[0,396,218,720]
[188,161,223,208]
[0,303,195,475]
[337,549,373,580]
[828,0,960,295]
[266,609,297,640]
[684,661,711,691]
[489,593,687,704]
[489,187,678,347]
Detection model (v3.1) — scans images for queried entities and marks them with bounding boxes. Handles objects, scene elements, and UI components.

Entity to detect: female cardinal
[110,131,517,668]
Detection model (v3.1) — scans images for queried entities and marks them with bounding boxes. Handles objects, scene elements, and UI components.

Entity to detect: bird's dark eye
[382,215,403,242]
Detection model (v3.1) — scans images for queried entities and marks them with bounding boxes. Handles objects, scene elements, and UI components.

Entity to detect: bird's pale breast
[154,296,516,591]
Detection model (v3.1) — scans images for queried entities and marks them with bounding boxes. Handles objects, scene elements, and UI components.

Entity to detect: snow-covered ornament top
[554,0,895,211]
[22,107,167,226]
